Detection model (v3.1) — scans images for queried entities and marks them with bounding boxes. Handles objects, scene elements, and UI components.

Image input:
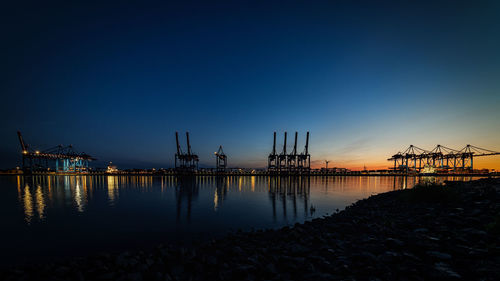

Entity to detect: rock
[125,272,143,281]
[153,272,163,281]
[97,272,115,280]
[265,263,277,274]
[434,262,461,279]
[233,246,245,256]
[206,255,217,265]
[116,255,129,267]
[385,237,405,247]
[427,251,452,260]
[289,244,308,255]
[54,266,70,275]
[170,264,184,276]
[378,251,399,263]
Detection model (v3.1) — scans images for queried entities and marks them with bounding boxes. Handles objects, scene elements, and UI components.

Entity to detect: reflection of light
[23,185,33,224]
[75,180,84,212]
[251,176,255,192]
[214,191,219,211]
[239,177,242,191]
[107,176,118,205]
[17,176,22,202]
[35,185,45,219]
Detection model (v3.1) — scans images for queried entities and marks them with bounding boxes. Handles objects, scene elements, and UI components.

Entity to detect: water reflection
[12,175,485,226]
[175,177,199,223]
[23,185,33,224]
[269,177,311,222]
[35,185,45,219]
[107,176,118,205]
[214,176,227,211]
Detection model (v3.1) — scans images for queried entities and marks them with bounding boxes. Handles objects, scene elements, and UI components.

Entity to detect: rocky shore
[2,178,499,281]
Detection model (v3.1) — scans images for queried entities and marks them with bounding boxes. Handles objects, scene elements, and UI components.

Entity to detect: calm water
[0,175,482,265]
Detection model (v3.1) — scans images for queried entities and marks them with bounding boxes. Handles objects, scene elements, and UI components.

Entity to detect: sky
[1,0,500,170]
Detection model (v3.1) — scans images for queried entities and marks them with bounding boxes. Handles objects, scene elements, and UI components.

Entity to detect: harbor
[6,131,499,177]
[2,1,500,280]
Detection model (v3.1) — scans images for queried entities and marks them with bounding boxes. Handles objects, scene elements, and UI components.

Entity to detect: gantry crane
[268,131,310,175]
[388,144,500,172]
[17,131,94,173]
[215,145,227,173]
[175,132,199,174]
[268,132,279,173]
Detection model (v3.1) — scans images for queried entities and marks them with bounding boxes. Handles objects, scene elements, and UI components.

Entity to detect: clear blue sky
[1,1,499,169]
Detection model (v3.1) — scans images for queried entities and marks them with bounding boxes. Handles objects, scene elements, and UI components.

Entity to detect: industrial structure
[175,132,199,174]
[388,144,500,173]
[17,131,94,173]
[268,131,310,175]
[214,145,227,173]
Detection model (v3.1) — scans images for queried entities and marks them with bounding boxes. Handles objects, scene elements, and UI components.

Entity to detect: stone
[434,262,461,279]
[126,272,143,281]
[427,251,452,260]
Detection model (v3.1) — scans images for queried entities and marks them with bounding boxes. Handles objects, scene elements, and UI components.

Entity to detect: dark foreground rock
[2,178,500,281]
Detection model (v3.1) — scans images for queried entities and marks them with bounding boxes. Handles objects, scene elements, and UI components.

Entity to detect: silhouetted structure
[175,132,199,174]
[268,132,278,173]
[297,131,311,174]
[388,144,500,173]
[215,145,227,173]
[17,131,94,173]
[268,131,310,175]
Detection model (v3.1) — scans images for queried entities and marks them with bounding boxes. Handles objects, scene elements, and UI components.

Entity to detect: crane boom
[293,131,298,155]
[175,132,181,155]
[305,131,309,155]
[283,132,287,154]
[186,132,191,155]
[272,132,276,155]
[17,131,27,152]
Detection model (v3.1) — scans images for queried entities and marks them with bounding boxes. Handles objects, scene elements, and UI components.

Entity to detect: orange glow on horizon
[311,155,500,171]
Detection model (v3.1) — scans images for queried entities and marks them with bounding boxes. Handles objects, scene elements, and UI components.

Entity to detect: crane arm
[17,131,27,152]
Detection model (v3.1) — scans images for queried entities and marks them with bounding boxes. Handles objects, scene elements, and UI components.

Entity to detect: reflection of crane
[214,145,227,172]
[214,176,227,210]
[175,132,199,174]
[175,177,199,223]
[268,176,311,221]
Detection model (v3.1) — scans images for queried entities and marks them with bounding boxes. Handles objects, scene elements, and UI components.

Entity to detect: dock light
[35,150,40,154]
[22,150,27,154]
